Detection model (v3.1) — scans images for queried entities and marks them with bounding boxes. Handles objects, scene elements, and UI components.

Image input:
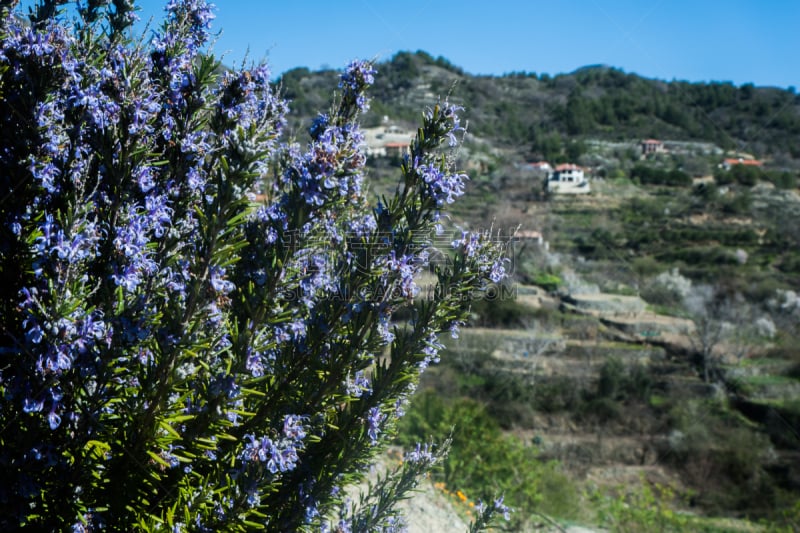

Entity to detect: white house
[546,163,590,194]
[363,118,411,158]
[640,139,665,155]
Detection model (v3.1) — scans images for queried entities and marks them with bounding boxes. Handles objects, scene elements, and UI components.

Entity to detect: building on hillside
[721,157,763,171]
[526,161,553,174]
[640,139,665,155]
[546,163,590,194]
[514,229,544,246]
[384,141,410,158]
[363,120,412,158]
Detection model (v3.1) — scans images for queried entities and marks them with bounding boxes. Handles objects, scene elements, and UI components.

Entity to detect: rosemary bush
[0,1,508,530]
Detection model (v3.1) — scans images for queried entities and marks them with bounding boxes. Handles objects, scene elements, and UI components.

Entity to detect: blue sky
[34,1,800,88]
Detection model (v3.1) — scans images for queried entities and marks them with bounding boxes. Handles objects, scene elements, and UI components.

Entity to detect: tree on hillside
[564,90,593,135]
[0,1,509,530]
[685,286,729,383]
[685,286,755,383]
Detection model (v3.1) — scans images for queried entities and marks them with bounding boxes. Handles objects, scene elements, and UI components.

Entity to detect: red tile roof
[724,158,762,166]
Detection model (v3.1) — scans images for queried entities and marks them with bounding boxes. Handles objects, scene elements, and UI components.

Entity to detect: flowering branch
[0,2,508,531]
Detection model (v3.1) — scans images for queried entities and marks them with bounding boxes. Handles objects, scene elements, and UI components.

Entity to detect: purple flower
[68,82,121,130]
[136,166,157,193]
[159,446,182,469]
[244,484,260,508]
[417,161,467,207]
[418,333,443,371]
[288,319,307,340]
[285,116,368,209]
[345,371,371,398]
[489,259,507,283]
[47,406,61,430]
[217,65,287,141]
[297,252,334,306]
[186,165,206,192]
[240,416,307,470]
[452,231,480,258]
[209,266,235,295]
[441,102,465,146]
[23,396,44,413]
[493,495,512,521]
[145,194,172,237]
[180,130,210,156]
[245,349,269,377]
[424,102,466,147]
[114,209,149,258]
[128,93,161,136]
[164,0,217,48]
[365,406,385,445]
[111,206,161,291]
[24,318,43,344]
[377,314,394,343]
[347,213,377,237]
[282,414,308,441]
[405,442,436,465]
[30,161,61,193]
[340,60,376,90]
[448,319,464,339]
[309,113,329,140]
[52,222,101,264]
[273,326,291,344]
[386,250,419,299]
[394,395,410,418]
[339,60,376,111]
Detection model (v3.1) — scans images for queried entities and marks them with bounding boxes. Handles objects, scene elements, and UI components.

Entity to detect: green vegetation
[530,272,564,292]
[716,165,798,189]
[591,478,691,532]
[631,164,692,186]
[396,392,580,529]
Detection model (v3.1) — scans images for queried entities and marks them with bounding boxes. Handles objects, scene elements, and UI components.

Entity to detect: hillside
[276,53,800,530]
[278,50,800,165]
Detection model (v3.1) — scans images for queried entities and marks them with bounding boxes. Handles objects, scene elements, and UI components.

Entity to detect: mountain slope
[278,50,800,163]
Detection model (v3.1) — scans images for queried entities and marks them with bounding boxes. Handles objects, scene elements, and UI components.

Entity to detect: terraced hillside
[410,277,799,529]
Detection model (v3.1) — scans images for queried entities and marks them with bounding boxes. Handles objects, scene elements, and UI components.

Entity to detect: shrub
[594,358,652,404]
[768,171,797,190]
[715,165,763,187]
[532,377,583,413]
[641,268,693,308]
[630,165,691,186]
[720,191,752,215]
[667,400,776,512]
[467,291,533,328]
[0,2,508,530]
[692,180,718,202]
[593,479,690,532]
[631,255,663,277]
[579,397,622,422]
[532,272,564,292]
